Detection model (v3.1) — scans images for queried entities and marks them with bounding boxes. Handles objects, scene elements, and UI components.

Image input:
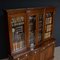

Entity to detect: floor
[54,47,60,60]
[1,47,60,60]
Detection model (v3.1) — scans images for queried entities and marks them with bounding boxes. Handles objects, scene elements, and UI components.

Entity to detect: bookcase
[3,7,55,60]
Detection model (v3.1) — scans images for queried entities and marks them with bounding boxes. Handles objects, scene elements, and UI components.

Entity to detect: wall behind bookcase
[0,0,60,59]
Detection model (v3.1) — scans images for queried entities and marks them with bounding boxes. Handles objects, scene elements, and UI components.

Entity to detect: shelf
[5,7,55,60]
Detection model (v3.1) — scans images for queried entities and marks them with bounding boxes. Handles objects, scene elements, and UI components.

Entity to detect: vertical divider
[25,10,30,49]
[42,8,45,42]
[35,13,39,47]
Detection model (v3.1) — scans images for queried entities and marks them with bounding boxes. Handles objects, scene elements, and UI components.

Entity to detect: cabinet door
[44,12,53,40]
[33,49,40,60]
[45,43,55,60]
[40,48,46,60]
[28,51,34,60]
[29,49,40,60]
[8,12,27,54]
[26,9,39,49]
[26,8,44,48]
[44,8,55,40]
[14,53,29,60]
[14,57,28,60]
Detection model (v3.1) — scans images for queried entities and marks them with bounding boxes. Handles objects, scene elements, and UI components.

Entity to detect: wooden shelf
[3,7,55,60]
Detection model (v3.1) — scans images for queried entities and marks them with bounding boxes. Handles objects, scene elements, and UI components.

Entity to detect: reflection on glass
[46,17,52,24]
[46,12,52,18]
[49,17,52,23]
[44,32,51,39]
[11,16,25,52]
[46,25,51,32]
[46,12,53,24]
[38,32,41,44]
[29,16,36,50]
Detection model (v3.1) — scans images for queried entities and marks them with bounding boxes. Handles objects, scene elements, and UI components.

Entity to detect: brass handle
[53,42,55,44]
[48,44,50,46]
[43,47,45,50]
[34,51,37,54]
[25,54,28,56]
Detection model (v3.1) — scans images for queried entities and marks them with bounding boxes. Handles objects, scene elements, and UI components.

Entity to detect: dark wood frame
[4,7,56,60]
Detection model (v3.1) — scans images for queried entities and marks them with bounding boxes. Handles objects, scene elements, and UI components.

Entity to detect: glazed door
[38,13,44,45]
[44,8,55,40]
[8,13,27,54]
[26,9,44,49]
[26,9,39,50]
[28,15,37,49]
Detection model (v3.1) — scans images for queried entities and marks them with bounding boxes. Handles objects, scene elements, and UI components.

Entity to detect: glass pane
[46,12,53,24]
[46,12,52,17]
[29,15,36,50]
[46,17,52,24]
[38,14,43,43]
[11,16,25,52]
[46,25,51,32]
[44,32,51,39]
